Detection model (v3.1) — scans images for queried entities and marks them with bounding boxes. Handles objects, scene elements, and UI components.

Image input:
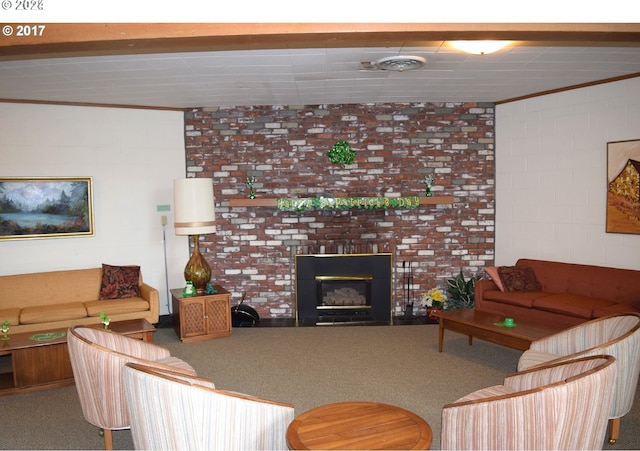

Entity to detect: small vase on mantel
[424,174,434,197]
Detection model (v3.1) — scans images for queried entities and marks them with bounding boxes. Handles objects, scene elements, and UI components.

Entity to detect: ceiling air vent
[375,56,426,72]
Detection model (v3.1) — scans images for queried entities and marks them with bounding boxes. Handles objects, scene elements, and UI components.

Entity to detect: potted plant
[99,311,111,330]
[1,320,9,340]
[420,288,447,319]
[445,270,483,309]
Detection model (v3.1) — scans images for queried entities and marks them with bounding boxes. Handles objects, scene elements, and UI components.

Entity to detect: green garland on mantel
[276,196,421,211]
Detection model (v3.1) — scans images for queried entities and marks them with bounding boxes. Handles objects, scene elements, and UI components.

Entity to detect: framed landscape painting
[0,177,94,240]
[607,140,640,234]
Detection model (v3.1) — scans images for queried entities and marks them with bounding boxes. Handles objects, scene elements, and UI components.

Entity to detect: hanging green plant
[328,141,355,167]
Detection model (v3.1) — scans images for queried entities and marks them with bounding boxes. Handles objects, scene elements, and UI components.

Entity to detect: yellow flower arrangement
[420,288,447,308]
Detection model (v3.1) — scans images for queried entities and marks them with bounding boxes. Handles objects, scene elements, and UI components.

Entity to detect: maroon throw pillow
[497,266,542,292]
[99,264,141,300]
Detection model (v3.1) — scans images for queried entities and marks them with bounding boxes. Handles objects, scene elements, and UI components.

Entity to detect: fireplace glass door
[316,275,372,309]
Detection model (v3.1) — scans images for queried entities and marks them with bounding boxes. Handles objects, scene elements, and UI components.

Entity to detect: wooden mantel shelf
[229,196,454,208]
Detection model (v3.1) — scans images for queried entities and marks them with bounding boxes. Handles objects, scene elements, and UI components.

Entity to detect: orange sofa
[475,258,640,328]
[0,266,159,334]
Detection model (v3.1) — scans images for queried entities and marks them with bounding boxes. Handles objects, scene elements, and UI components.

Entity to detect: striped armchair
[517,312,640,444]
[441,355,617,450]
[122,362,295,450]
[67,326,197,450]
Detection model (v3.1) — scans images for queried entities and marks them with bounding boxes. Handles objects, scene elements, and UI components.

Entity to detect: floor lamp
[173,178,217,295]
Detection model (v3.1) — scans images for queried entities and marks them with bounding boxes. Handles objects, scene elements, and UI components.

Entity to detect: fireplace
[295,253,392,325]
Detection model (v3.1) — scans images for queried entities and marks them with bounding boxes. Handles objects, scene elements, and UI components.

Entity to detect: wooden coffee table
[0,318,155,396]
[286,401,432,450]
[433,309,564,352]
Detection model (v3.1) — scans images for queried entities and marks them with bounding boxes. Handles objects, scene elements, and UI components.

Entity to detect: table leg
[438,319,444,352]
[468,335,473,346]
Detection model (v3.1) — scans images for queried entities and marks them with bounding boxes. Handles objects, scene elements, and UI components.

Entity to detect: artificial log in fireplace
[295,253,392,325]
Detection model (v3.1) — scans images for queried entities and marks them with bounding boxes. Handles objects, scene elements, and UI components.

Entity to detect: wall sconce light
[173,178,216,295]
[449,41,512,55]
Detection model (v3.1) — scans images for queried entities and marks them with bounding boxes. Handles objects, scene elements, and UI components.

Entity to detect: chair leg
[100,428,114,450]
[608,417,620,445]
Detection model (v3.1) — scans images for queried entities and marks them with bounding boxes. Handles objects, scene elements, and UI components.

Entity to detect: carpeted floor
[0,323,639,450]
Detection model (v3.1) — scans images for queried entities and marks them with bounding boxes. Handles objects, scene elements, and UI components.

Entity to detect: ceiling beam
[2,23,640,60]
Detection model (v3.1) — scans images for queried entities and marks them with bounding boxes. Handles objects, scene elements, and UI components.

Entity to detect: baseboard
[155,314,436,328]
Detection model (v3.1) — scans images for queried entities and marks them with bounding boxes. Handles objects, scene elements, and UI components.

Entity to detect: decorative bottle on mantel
[424,174,434,197]
[246,176,256,199]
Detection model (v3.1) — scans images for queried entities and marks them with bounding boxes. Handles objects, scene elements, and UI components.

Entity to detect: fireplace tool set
[402,261,415,318]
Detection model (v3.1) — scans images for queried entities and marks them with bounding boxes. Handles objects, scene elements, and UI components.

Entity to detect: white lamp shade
[173,178,216,236]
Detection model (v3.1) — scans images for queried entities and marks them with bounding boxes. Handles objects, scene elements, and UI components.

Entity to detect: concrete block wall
[184,102,495,318]
[496,78,640,270]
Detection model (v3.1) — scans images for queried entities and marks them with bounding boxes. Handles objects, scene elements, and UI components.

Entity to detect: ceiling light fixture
[375,55,426,72]
[449,41,512,55]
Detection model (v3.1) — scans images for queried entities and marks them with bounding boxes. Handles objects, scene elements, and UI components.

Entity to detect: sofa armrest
[474,278,498,310]
[139,282,160,324]
[122,337,172,361]
[72,326,170,360]
[126,362,213,388]
[505,356,613,392]
[528,326,585,355]
[528,315,635,355]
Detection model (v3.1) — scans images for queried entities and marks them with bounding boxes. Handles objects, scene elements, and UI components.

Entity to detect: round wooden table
[286,401,432,450]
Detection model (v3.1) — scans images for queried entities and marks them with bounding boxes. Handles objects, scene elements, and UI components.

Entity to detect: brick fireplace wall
[184,102,495,318]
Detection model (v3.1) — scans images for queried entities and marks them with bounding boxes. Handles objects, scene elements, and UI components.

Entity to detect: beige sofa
[0,267,159,334]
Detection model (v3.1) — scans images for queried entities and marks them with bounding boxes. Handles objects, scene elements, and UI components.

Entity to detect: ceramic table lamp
[173,178,216,295]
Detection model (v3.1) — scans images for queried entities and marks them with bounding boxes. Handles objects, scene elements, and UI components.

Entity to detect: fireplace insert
[295,253,392,325]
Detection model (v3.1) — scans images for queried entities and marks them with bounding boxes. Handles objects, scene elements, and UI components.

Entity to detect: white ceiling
[1,41,640,109]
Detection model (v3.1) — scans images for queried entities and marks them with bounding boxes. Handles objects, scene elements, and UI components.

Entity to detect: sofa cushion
[482,290,549,308]
[516,259,640,304]
[485,267,506,292]
[85,297,150,317]
[497,266,542,292]
[0,268,104,308]
[533,294,616,319]
[99,264,141,300]
[20,302,88,325]
[0,308,21,326]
